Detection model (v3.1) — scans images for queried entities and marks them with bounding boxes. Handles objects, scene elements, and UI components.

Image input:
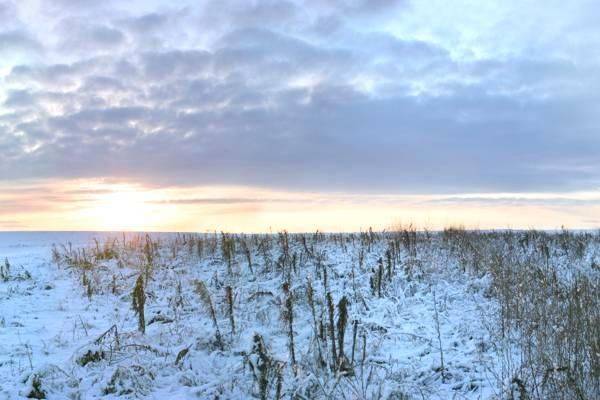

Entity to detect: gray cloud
[49,0,116,11]
[0,2,16,23]
[4,79,599,193]
[56,19,125,52]
[125,13,169,33]
[151,198,297,205]
[0,30,42,54]
[141,49,211,80]
[315,0,405,16]
[427,196,600,208]
[1,0,599,196]
[3,90,35,108]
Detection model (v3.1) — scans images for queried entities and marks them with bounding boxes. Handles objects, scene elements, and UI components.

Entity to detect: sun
[101,190,149,231]
[76,184,167,232]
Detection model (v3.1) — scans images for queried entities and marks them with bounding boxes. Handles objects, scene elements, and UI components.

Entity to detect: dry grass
[47,228,599,399]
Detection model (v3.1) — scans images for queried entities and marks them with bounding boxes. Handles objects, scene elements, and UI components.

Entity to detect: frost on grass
[0,229,598,399]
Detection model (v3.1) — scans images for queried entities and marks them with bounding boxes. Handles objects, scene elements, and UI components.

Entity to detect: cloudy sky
[1,0,599,231]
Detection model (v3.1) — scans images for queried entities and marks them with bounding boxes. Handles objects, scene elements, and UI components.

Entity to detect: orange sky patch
[1,179,599,232]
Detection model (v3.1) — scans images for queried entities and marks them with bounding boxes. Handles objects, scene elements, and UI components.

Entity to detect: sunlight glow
[91,189,153,231]
[1,179,599,232]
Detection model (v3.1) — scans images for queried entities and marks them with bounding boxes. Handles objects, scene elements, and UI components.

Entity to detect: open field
[0,229,598,399]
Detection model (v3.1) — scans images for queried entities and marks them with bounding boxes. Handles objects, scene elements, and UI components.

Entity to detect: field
[0,229,598,399]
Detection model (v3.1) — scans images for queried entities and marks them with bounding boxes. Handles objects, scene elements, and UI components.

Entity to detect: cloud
[151,197,297,205]
[56,19,125,53]
[0,30,42,54]
[0,2,17,24]
[3,90,36,108]
[0,0,599,197]
[5,83,598,193]
[427,196,600,208]
[49,0,116,11]
[124,13,170,33]
[141,49,211,79]
[316,0,405,16]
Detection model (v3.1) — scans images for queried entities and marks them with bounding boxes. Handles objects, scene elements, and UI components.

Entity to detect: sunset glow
[1,179,599,232]
[79,186,163,231]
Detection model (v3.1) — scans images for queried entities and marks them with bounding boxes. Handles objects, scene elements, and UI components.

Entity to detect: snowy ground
[0,231,596,399]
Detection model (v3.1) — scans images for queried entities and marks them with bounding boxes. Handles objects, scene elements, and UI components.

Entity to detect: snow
[1,231,591,399]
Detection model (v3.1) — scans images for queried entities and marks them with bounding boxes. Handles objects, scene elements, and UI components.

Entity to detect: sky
[1,0,599,232]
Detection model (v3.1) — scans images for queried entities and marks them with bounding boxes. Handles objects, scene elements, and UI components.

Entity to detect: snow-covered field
[0,230,598,399]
